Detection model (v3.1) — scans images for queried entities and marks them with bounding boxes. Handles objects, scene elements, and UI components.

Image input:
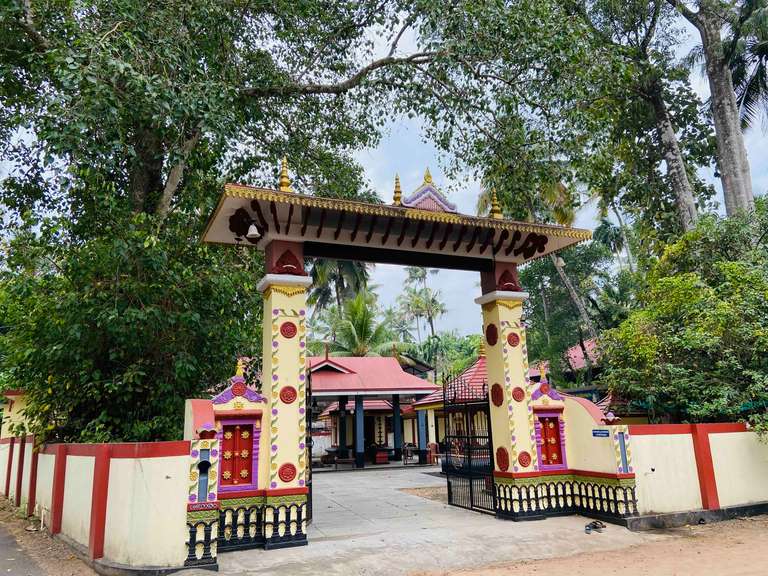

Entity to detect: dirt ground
[416,516,768,576]
[0,500,96,576]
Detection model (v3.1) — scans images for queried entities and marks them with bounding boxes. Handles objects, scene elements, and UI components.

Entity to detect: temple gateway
[1,163,766,574]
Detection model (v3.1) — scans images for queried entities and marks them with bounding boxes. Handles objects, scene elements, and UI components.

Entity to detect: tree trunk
[648,82,699,231]
[539,281,552,347]
[550,254,598,340]
[610,201,635,273]
[696,8,754,215]
[129,128,163,213]
[577,326,593,385]
[427,315,436,338]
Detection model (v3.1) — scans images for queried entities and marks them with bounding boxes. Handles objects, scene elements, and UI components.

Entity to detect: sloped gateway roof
[202,170,591,270]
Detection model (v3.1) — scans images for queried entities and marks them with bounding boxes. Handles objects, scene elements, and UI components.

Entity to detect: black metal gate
[442,373,495,514]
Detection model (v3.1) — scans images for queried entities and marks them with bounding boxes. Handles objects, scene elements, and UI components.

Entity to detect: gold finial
[539,361,548,382]
[490,188,503,219]
[479,340,486,357]
[278,157,293,193]
[423,167,433,185]
[235,358,246,377]
[393,174,402,206]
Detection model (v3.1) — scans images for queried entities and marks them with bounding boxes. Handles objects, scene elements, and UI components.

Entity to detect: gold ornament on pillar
[393,174,402,206]
[490,189,503,219]
[278,157,294,193]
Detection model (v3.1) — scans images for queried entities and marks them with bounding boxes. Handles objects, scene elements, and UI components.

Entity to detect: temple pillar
[354,396,365,468]
[392,394,403,460]
[257,271,312,548]
[476,266,538,484]
[417,410,428,464]
[338,396,348,458]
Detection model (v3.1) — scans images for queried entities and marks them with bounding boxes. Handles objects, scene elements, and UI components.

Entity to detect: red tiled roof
[308,356,438,395]
[413,356,550,408]
[565,338,599,371]
[414,356,488,407]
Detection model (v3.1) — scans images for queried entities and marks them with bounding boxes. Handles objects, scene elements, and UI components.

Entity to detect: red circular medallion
[507,332,520,347]
[490,383,504,407]
[518,451,532,468]
[496,447,510,471]
[280,322,297,339]
[280,386,298,404]
[278,463,297,483]
[512,386,525,402]
[485,323,498,347]
[232,380,247,397]
[540,383,551,395]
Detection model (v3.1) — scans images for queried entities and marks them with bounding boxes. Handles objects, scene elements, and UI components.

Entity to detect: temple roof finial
[490,188,503,219]
[279,157,293,193]
[235,358,246,377]
[479,340,486,357]
[423,167,433,185]
[393,174,402,206]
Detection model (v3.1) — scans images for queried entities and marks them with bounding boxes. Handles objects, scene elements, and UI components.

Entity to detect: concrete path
[0,525,43,576]
[217,466,668,576]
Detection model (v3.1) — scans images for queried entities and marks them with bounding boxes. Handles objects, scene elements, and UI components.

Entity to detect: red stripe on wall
[4,437,15,497]
[50,444,68,535]
[26,447,39,518]
[89,445,111,560]
[694,422,748,434]
[14,437,26,507]
[628,424,693,435]
[690,424,719,510]
[41,441,189,459]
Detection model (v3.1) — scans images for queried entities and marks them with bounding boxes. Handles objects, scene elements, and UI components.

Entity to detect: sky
[357,29,768,338]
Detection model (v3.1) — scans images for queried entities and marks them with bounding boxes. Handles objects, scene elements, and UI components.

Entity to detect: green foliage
[600,201,768,429]
[311,292,400,357]
[410,332,481,378]
[0,211,262,442]
[520,242,614,382]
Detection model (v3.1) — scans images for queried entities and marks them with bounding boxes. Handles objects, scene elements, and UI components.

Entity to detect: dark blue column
[392,394,403,460]
[417,409,428,464]
[354,396,365,468]
[338,395,348,458]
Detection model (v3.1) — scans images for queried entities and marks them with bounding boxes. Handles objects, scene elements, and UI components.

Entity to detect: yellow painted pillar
[476,290,537,475]
[257,273,312,548]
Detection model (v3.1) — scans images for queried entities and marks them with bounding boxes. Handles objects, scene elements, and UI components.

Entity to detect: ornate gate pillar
[256,244,312,548]
[476,263,538,493]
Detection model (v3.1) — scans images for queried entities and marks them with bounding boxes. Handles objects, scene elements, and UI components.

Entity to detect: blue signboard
[592,429,610,438]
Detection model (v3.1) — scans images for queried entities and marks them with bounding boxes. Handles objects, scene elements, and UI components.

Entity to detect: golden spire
[490,188,503,219]
[479,340,486,357]
[278,157,293,193]
[423,167,433,185]
[235,358,246,377]
[393,174,402,206]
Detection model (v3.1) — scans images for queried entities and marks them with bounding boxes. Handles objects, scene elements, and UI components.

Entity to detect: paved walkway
[216,466,667,576]
[0,525,43,576]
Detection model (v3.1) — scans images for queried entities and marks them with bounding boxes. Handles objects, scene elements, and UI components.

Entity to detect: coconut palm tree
[420,287,447,338]
[593,219,627,270]
[726,0,768,130]
[308,259,370,311]
[330,292,400,357]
